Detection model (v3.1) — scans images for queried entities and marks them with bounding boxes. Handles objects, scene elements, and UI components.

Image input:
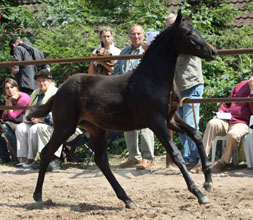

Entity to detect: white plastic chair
[211,136,226,167]
[243,116,253,168]
[211,115,253,168]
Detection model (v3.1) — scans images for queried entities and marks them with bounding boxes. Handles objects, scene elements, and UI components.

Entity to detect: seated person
[0,78,30,163]
[15,69,57,168]
[191,73,253,174]
[31,124,83,170]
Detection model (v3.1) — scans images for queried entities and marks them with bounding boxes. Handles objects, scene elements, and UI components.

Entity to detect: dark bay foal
[29,11,217,207]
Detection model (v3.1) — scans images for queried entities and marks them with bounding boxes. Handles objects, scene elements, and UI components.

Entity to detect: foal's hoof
[203,182,213,192]
[125,200,139,209]
[33,193,42,202]
[198,195,209,204]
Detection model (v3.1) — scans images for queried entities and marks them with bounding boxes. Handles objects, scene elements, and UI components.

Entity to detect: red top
[218,80,253,125]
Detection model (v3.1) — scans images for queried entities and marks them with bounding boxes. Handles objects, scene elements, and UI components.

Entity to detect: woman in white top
[88,26,121,75]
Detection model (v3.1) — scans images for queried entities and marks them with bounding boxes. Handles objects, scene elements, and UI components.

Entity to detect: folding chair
[60,132,94,165]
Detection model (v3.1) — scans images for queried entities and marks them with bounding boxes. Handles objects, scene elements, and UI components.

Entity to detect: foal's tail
[28,95,54,118]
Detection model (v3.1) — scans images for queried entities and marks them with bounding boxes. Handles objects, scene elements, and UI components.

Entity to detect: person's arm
[218,84,237,112]
[2,93,30,120]
[11,47,22,78]
[248,76,253,113]
[11,68,19,78]
[96,60,115,74]
[2,95,13,120]
[88,62,95,74]
[111,59,122,75]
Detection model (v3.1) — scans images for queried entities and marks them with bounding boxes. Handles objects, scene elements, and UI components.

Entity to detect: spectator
[166,13,204,164]
[9,37,50,96]
[88,26,121,75]
[31,125,83,171]
[0,78,30,163]
[88,26,121,145]
[15,69,57,168]
[112,24,154,170]
[191,74,253,174]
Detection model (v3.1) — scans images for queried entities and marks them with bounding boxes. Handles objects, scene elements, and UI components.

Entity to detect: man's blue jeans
[177,84,204,163]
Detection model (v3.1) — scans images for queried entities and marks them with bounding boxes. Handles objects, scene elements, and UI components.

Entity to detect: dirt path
[0,155,253,220]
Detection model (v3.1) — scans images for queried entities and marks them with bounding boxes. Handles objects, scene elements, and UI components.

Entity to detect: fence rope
[0,48,252,67]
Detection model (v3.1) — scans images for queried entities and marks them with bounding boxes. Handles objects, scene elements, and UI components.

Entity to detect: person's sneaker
[47,159,60,172]
[120,159,139,168]
[22,161,35,168]
[16,162,25,167]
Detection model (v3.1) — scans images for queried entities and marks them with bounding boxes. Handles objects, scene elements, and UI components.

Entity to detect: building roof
[229,0,253,28]
[168,0,253,28]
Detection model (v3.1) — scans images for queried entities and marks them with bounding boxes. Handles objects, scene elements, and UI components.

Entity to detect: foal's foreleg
[169,113,212,192]
[150,117,209,204]
[90,128,137,208]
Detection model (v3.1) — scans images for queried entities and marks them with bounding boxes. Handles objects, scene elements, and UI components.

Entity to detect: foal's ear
[174,9,183,26]
[185,13,193,21]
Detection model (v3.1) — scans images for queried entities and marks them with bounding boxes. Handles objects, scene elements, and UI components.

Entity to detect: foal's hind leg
[150,116,209,204]
[33,127,76,202]
[168,113,213,192]
[89,126,137,208]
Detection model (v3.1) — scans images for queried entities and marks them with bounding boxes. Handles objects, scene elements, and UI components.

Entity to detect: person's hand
[12,93,19,100]
[4,95,9,102]
[24,117,33,124]
[11,72,16,78]
[4,95,12,106]
[31,117,43,124]
[248,76,253,91]
[11,67,19,78]
[96,60,104,65]
[142,41,149,51]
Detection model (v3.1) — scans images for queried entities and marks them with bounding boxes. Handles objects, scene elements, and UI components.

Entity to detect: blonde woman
[88,26,121,75]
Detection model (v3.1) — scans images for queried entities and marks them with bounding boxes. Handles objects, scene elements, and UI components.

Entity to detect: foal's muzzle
[205,43,217,61]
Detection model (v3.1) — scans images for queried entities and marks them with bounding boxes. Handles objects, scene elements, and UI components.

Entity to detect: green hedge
[0,0,252,156]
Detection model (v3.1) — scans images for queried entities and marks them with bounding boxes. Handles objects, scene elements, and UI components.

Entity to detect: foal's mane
[140,26,174,65]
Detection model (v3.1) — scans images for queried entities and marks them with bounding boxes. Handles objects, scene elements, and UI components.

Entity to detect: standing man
[166,13,204,164]
[9,37,50,96]
[112,24,154,170]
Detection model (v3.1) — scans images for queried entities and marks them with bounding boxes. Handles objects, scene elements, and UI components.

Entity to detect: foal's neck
[135,29,179,88]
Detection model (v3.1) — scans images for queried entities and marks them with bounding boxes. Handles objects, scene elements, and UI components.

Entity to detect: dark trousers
[0,137,10,163]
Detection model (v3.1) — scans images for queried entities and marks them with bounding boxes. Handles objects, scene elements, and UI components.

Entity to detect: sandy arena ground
[0,155,253,220]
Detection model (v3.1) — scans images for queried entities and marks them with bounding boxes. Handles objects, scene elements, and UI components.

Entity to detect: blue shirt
[112,45,145,75]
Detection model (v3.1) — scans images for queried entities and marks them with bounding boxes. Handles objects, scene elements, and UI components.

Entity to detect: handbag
[4,113,25,131]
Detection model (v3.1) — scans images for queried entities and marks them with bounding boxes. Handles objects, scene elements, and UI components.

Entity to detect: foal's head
[172,10,216,61]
